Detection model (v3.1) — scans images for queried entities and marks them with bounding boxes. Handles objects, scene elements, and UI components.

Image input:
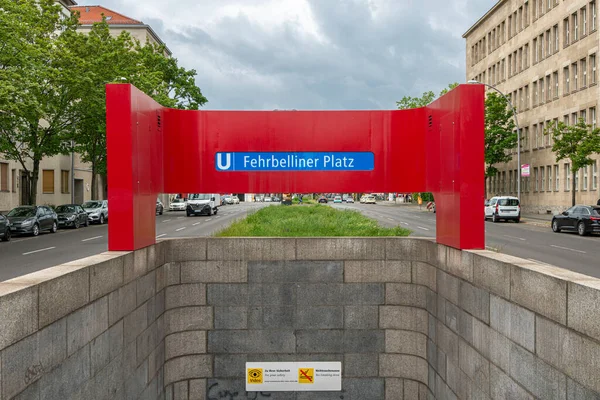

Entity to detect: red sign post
[106,84,484,251]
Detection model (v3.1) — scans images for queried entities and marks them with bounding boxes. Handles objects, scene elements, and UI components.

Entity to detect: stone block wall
[1,237,600,399]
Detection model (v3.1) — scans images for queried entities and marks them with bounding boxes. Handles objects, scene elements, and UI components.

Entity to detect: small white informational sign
[246,362,342,392]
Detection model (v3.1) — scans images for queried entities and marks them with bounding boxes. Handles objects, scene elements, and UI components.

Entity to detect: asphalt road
[0,203,267,282]
[332,203,600,279]
[2,201,599,282]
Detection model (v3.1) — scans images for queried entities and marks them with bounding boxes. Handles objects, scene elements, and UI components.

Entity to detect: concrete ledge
[297,237,386,260]
[207,238,296,261]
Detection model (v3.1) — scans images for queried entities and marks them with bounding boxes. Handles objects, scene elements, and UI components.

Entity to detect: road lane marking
[162,219,171,223]
[387,218,395,221]
[82,236,103,242]
[177,217,184,219]
[503,235,526,241]
[550,245,586,254]
[417,226,430,231]
[400,222,409,226]
[156,234,166,238]
[206,219,212,221]
[175,227,186,232]
[192,222,201,226]
[527,258,551,265]
[23,247,56,255]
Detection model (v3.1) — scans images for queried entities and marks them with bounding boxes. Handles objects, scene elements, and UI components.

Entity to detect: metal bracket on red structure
[106,84,484,251]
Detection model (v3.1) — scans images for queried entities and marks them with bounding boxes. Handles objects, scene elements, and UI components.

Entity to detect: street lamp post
[468,80,521,202]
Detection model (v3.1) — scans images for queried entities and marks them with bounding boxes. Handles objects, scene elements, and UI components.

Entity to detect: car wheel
[100,214,105,225]
[186,211,191,217]
[74,219,80,229]
[85,218,89,227]
[32,224,39,237]
[578,221,587,236]
[208,207,213,216]
[2,228,10,242]
[515,217,520,223]
[552,219,560,233]
[51,221,57,233]
[214,208,218,215]
[492,214,498,223]
[159,209,163,215]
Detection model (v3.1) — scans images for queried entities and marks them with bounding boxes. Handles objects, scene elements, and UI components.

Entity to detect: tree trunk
[572,170,577,206]
[102,173,107,199]
[91,161,97,200]
[484,176,488,199]
[30,159,40,205]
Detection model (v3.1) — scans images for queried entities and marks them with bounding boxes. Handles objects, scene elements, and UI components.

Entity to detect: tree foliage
[545,119,600,206]
[0,0,82,204]
[484,91,517,179]
[395,83,459,110]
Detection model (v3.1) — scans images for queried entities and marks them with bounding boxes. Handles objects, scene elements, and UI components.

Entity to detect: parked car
[346,197,354,203]
[360,195,367,203]
[231,196,240,204]
[318,196,328,204]
[0,213,11,241]
[169,198,187,211]
[6,205,58,236]
[223,195,233,205]
[552,205,600,236]
[272,196,281,202]
[83,200,108,224]
[484,196,520,223]
[156,199,164,215]
[56,204,89,229]
[364,195,377,204]
[187,194,220,216]
[333,196,343,203]
[265,197,272,202]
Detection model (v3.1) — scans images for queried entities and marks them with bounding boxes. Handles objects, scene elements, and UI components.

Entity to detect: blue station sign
[215,152,375,172]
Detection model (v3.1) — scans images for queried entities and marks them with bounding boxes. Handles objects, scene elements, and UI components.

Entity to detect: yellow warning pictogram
[247,368,263,384]
[298,368,314,384]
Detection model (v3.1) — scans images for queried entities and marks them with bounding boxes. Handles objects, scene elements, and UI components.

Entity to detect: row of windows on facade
[472,53,597,114]
[502,106,597,157]
[0,164,70,194]
[471,0,596,67]
[489,162,599,194]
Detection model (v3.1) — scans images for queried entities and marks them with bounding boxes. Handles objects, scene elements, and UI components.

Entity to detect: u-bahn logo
[216,153,232,170]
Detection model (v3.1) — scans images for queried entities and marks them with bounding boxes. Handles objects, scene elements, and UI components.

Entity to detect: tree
[396,83,459,110]
[484,92,517,198]
[0,0,82,205]
[545,119,600,206]
[68,18,208,199]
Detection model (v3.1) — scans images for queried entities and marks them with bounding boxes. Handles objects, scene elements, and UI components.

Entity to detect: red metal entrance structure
[106,84,484,251]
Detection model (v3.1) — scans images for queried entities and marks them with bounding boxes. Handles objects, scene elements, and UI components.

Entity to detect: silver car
[83,200,108,224]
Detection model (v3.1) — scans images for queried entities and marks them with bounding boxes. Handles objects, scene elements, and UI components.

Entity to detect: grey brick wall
[2,237,600,400]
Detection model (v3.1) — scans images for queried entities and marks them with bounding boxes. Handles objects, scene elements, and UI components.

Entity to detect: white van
[186,194,220,217]
[485,196,520,223]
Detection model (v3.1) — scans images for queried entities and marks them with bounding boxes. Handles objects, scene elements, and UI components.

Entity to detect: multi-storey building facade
[464,0,600,212]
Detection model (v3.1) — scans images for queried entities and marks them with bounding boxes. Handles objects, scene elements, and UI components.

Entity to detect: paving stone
[180,261,246,283]
[385,378,404,400]
[343,283,384,305]
[345,260,411,283]
[297,237,385,260]
[248,261,343,283]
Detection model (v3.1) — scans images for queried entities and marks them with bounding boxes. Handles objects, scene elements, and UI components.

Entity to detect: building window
[553,24,559,52]
[42,169,54,194]
[593,161,598,190]
[547,165,552,191]
[581,110,587,125]
[534,124,539,147]
[572,112,579,125]
[573,62,579,90]
[591,107,597,129]
[564,18,570,46]
[0,162,8,192]
[575,170,580,191]
[553,71,559,97]
[541,166,545,191]
[564,66,570,93]
[583,165,589,190]
[592,1,597,31]
[523,126,529,150]
[61,170,69,194]
[574,13,579,41]
[565,164,571,190]
[591,54,597,84]
[533,38,538,63]
[534,167,539,191]
[582,7,588,36]
[555,164,560,190]
[540,79,545,103]
[11,168,16,192]
[546,75,552,101]
[533,82,538,106]
[582,58,588,87]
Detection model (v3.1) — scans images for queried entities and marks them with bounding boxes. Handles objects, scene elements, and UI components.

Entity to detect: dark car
[0,213,11,241]
[156,199,164,215]
[7,206,58,236]
[56,204,89,229]
[318,196,328,204]
[552,205,600,236]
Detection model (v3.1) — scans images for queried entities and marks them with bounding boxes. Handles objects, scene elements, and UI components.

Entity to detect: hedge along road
[0,202,267,282]
[332,202,600,279]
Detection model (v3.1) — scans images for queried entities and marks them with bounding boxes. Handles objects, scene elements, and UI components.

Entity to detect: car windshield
[498,199,519,206]
[7,207,35,217]
[82,201,102,209]
[55,206,75,213]
[188,194,211,200]
[172,199,183,203]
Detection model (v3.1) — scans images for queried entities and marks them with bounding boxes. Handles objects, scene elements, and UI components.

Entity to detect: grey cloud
[77,0,496,110]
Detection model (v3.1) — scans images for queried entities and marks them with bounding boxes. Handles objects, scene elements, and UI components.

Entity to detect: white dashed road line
[192,222,201,226]
[175,227,186,232]
[417,226,430,231]
[82,236,103,242]
[387,218,395,221]
[23,247,56,256]
[162,220,171,223]
[550,244,586,254]
[503,235,526,241]
[156,234,166,238]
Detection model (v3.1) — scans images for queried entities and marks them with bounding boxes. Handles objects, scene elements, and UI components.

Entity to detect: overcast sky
[77,0,496,110]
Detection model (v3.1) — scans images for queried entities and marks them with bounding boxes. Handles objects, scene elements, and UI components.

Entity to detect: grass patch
[216,204,411,237]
